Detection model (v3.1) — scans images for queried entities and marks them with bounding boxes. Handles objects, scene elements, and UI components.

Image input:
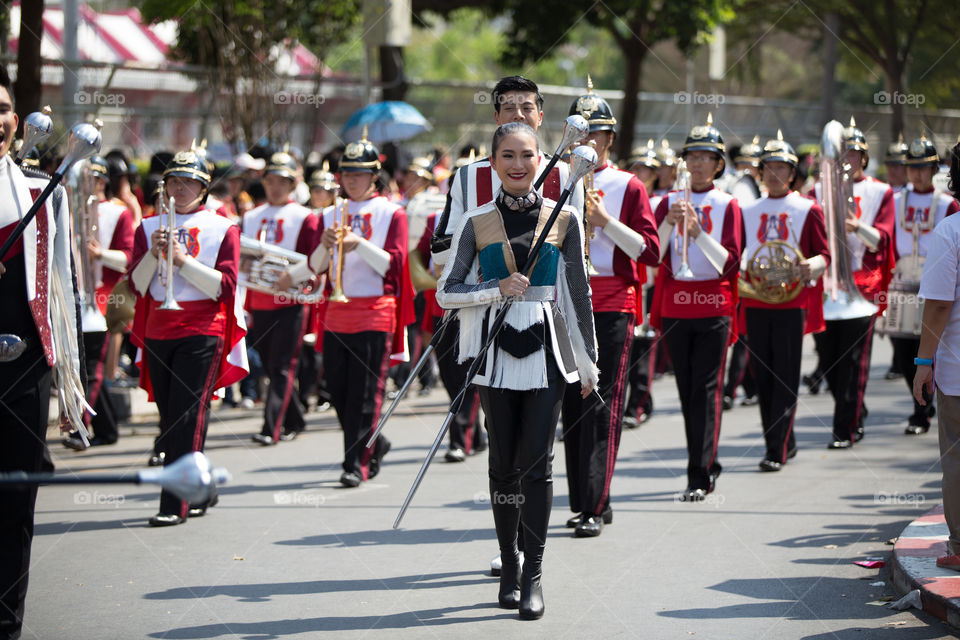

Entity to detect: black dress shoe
[758,459,782,472]
[148,452,165,467]
[187,494,219,518]
[787,446,798,460]
[827,439,853,449]
[565,513,582,528]
[368,438,391,479]
[444,448,466,463]
[722,395,734,411]
[62,434,88,451]
[575,514,603,537]
[518,571,544,620]
[854,427,864,443]
[251,433,276,446]
[149,513,185,527]
[88,436,117,447]
[340,471,362,487]
[278,430,299,442]
[680,487,708,502]
[904,423,930,436]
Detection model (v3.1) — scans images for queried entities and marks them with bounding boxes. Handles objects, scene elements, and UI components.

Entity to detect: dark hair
[491,76,543,113]
[0,66,12,106]
[950,142,960,201]
[491,122,539,156]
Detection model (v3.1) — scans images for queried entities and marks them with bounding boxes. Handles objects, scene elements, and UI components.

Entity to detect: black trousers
[145,335,222,517]
[892,336,929,423]
[479,365,565,573]
[562,312,634,516]
[0,350,52,640]
[83,331,118,443]
[249,307,307,439]
[624,333,656,421]
[663,316,730,490]
[434,315,482,452]
[745,308,803,463]
[724,334,757,399]
[324,330,392,479]
[820,316,875,441]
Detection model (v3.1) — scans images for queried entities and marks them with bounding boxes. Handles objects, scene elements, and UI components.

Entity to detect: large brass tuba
[69,158,108,332]
[819,120,878,320]
[239,235,323,304]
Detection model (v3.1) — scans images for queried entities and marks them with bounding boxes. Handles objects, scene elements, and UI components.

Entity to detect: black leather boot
[518,478,550,620]
[490,479,521,609]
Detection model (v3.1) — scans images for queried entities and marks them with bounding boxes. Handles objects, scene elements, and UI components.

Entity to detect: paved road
[22,336,960,639]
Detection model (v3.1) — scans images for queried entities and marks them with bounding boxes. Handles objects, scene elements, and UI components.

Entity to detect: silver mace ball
[566,143,600,188]
[138,452,231,504]
[557,114,590,155]
[16,105,53,165]
[55,118,103,178]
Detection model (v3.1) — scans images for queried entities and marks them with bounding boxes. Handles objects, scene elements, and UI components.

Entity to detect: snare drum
[876,280,923,338]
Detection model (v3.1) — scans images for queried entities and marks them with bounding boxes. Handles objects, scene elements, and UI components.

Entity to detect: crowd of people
[3,66,960,633]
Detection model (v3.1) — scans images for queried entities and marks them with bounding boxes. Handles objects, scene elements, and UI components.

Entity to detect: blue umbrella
[342,101,432,144]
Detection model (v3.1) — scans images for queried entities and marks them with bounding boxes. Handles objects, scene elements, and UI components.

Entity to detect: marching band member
[429,75,583,573]
[0,72,85,638]
[814,118,895,449]
[437,122,597,619]
[562,84,659,538]
[651,115,743,501]
[653,140,678,199]
[739,132,829,471]
[885,135,909,193]
[891,136,959,435]
[62,155,134,450]
[290,134,414,487]
[243,151,319,445]
[626,139,660,196]
[129,149,248,526]
[308,163,338,212]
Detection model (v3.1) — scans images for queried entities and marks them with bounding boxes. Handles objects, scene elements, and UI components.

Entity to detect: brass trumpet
[157,182,182,311]
[328,197,350,303]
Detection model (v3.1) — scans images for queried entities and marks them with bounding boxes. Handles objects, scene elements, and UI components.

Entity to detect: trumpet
[328,197,350,303]
[674,159,694,280]
[583,167,600,276]
[157,183,182,311]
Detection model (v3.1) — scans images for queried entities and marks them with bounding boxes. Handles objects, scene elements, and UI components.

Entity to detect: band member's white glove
[854,224,881,251]
[354,238,390,277]
[694,232,729,275]
[657,219,673,262]
[179,256,222,300]
[131,252,158,295]
[805,254,827,280]
[99,249,128,272]
[601,218,647,261]
[286,259,314,285]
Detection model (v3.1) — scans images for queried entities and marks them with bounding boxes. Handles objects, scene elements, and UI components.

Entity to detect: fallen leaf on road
[823,544,838,549]
[233,555,244,561]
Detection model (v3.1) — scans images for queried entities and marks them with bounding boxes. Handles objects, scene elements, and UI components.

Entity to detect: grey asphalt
[21,336,960,639]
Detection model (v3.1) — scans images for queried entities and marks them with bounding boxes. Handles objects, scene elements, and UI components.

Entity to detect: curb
[890,504,960,628]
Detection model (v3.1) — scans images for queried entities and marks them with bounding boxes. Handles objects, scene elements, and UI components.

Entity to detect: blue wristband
[914,357,934,366]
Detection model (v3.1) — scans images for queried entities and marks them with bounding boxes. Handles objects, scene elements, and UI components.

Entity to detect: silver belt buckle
[0,334,27,362]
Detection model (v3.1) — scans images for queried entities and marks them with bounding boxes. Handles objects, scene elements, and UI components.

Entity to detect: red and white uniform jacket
[815,176,895,310]
[416,212,444,323]
[893,187,960,261]
[432,153,585,269]
[651,186,743,327]
[241,200,319,310]
[130,207,248,397]
[587,164,660,317]
[93,198,134,315]
[741,191,831,332]
[314,195,415,361]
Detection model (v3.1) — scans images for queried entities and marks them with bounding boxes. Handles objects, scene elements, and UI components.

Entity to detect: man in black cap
[561,76,659,537]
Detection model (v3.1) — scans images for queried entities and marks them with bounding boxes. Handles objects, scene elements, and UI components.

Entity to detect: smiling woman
[436,122,598,621]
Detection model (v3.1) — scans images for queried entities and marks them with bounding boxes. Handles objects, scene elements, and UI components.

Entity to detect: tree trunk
[379,45,408,102]
[615,48,645,163]
[14,0,43,124]
[885,63,906,139]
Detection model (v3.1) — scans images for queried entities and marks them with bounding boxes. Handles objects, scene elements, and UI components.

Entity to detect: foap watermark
[874,491,926,507]
[674,91,725,106]
[74,490,125,507]
[673,290,726,309]
[874,91,925,107]
[274,91,326,107]
[74,90,125,107]
[473,491,525,506]
[875,291,922,306]
[473,91,492,105]
[273,491,325,507]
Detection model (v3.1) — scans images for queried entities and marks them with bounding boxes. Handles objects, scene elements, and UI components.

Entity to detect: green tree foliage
[139,0,359,148]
